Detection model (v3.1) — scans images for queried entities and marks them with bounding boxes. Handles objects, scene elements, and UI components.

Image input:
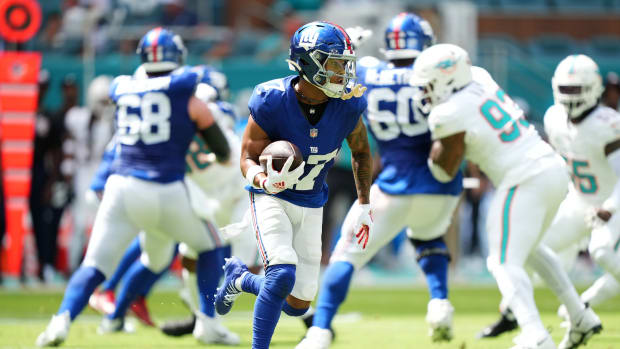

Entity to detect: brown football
[259,140,304,172]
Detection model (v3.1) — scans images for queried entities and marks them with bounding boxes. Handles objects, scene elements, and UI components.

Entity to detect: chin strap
[340,84,367,100]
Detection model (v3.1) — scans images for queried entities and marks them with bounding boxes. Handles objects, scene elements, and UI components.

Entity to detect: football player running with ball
[213,21,373,349]
[36,27,231,347]
[412,44,601,349]
[298,13,462,349]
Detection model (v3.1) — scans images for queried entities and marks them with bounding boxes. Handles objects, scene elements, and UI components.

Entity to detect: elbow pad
[199,123,231,163]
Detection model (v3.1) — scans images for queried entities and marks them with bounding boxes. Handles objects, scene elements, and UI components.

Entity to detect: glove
[341,84,367,100]
[260,155,305,194]
[354,204,373,249]
[345,26,373,49]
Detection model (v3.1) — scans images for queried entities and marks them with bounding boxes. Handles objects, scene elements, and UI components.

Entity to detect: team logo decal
[309,128,318,138]
[299,28,319,51]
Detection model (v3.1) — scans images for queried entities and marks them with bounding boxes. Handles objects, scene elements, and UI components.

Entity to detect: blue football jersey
[90,139,118,192]
[248,75,366,208]
[109,68,200,183]
[357,57,462,195]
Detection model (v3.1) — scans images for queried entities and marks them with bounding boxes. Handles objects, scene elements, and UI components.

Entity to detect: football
[259,140,304,172]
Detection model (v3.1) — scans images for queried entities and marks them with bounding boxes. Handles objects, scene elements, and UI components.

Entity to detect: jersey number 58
[117,92,172,145]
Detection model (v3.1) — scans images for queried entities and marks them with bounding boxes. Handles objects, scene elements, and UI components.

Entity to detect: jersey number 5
[117,92,172,145]
[480,89,529,143]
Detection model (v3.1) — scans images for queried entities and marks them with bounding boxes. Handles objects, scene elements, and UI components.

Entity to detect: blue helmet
[287,21,357,98]
[382,13,435,60]
[136,27,187,73]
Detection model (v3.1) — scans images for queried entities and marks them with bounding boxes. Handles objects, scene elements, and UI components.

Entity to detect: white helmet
[87,75,113,117]
[552,54,603,119]
[410,43,472,114]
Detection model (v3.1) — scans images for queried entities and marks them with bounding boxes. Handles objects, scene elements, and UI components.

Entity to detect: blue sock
[197,248,226,317]
[282,302,308,317]
[313,261,354,329]
[252,264,296,349]
[109,261,158,320]
[241,273,264,295]
[101,237,141,291]
[414,238,450,299]
[58,266,105,321]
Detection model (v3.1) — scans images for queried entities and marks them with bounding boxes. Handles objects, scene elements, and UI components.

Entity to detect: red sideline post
[0,52,41,277]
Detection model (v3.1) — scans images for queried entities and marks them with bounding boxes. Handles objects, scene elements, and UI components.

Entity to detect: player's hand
[341,84,367,100]
[345,26,373,49]
[586,207,612,229]
[261,156,305,194]
[354,204,373,249]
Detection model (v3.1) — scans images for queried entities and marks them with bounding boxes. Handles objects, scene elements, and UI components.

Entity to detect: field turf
[1,286,619,348]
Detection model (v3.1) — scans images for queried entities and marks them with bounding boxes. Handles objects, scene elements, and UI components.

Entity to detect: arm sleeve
[428,103,467,140]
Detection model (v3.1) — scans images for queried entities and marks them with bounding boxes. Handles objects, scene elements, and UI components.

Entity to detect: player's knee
[589,244,613,267]
[282,297,310,317]
[264,264,296,299]
[410,237,451,263]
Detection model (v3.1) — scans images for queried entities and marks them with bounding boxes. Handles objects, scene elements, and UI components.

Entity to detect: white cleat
[296,326,333,349]
[36,310,70,347]
[510,332,556,349]
[97,316,134,334]
[558,306,602,349]
[193,312,240,345]
[425,298,454,342]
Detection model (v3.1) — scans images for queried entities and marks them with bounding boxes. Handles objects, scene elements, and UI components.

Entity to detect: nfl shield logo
[309,128,318,138]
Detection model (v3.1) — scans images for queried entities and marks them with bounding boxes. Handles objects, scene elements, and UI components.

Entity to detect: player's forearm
[351,150,372,204]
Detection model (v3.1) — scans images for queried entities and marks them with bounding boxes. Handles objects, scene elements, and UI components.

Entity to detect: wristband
[245,165,265,189]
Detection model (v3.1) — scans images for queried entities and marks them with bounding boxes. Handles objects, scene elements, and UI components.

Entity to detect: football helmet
[382,12,435,60]
[287,21,357,98]
[137,27,187,73]
[410,43,472,114]
[552,54,603,119]
[87,75,113,117]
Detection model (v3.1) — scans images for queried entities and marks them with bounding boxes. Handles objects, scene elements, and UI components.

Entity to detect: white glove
[260,155,305,194]
[353,204,373,249]
[345,26,373,49]
[341,84,367,100]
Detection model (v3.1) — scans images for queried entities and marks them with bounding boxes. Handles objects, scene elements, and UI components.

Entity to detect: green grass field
[1,286,619,348]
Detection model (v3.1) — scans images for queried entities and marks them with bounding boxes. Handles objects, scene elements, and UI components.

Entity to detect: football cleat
[193,312,240,345]
[478,308,519,339]
[296,326,333,349]
[130,296,155,327]
[97,316,125,334]
[510,332,556,349]
[36,310,70,347]
[89,289,116,315]
[214,257,248,315]
[426,298,454,342]
[161,315,196,337]
[302,314,336,340]
[558,305,602,349]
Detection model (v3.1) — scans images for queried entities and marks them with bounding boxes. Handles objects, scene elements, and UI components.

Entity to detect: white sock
[582,273,620,307]
[234,271,249,292]
[491,263,546,334]
[528,245,584,322]
[182,268,200,313]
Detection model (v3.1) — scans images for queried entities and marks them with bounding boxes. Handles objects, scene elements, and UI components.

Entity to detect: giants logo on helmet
[299,29,319,51]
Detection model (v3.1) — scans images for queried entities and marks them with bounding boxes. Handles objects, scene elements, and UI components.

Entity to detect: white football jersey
[428,67,559,188]
[544,104,620,206]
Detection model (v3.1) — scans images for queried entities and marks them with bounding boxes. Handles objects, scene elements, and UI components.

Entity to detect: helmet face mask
[552,54,603,119]
[288,21,357,98]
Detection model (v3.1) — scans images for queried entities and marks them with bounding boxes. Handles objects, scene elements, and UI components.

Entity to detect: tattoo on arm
[347,117,372,204]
